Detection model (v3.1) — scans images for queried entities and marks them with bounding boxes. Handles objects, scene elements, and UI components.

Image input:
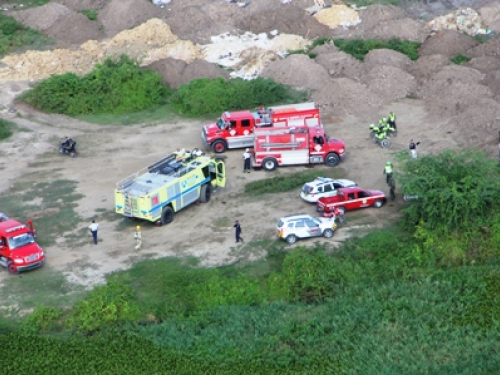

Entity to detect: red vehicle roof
[223,110,254,120]
[0,219,29,234]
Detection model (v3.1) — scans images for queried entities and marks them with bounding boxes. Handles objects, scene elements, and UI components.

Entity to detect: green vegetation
[451,53,472,65]
[79,9,98,21]
[0,13,53,56]
[3,148,500,373]
[171,77,308,116]
[0,118,14,140]
[309,37,421,61]
[21,55,170,115]
[244,169,343,195]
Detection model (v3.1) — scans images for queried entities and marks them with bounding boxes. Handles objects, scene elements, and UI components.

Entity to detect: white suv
[300,177,357,203]
[276,214,337,244]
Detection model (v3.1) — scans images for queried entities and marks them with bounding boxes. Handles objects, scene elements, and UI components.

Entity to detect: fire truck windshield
[8,233,35,250]
[216,118,225,129]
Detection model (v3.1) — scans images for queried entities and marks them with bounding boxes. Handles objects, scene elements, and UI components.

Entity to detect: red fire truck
[201,102,321,153]
[0,213,44,275]
[252,125,345,171]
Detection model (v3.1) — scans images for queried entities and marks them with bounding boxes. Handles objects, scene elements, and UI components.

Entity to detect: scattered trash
[426,7,490,36]
[270,29,279,36]
[282,0,292,4]
[152,0,171,5]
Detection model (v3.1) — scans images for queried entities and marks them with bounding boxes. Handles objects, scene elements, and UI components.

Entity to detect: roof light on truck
[6,225,26,233]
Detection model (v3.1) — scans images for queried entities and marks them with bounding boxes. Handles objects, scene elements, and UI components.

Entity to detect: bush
[24,305,63,333]
[171,77,307,116]
[79,9,98,21]
[325,38,421,61]
[0,118,13,140]
[451,53,471,65]
[21,55,170,115]
[0,13,52,56]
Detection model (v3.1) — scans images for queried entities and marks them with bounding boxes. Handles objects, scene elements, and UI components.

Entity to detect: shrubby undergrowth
[0,118,14,140]
[0,13,53,56]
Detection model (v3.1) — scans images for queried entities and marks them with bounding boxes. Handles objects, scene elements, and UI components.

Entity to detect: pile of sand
[364,65,416,103]
[363,18,428,42]
[261,54,330,90]
[418,30,479,57]
[479,3,500,33]
[357,4,408,30]
[466,56,500,73]
[467,36,500,57]
[362,49,413,73]
[10,2,74,31]
[312,78,381,117]
[56,0,108,11]
[482,69,500,96]
[313,5,361,29]
[408,54,451,85]
[314,50,363,80]
[45,13,105,45]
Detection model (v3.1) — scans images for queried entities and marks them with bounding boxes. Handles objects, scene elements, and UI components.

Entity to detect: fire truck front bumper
[201,132,210,147]
[17,259,45,272]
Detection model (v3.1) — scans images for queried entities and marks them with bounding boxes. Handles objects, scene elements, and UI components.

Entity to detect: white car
[276,213,337,244]
[300,177,357,203]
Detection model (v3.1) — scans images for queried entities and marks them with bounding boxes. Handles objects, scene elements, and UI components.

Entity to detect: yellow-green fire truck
[115,149,225,225]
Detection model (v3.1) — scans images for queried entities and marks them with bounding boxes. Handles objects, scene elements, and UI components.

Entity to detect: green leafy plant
[23,305,63,333]
[79,9,98,21]
[0,13,53,56]
[451,53,471,65]
[21,55,170,115]
[171,77,307,116]
[0,118,14,140]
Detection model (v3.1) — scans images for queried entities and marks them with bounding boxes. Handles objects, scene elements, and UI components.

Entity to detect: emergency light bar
[6,225,26,233]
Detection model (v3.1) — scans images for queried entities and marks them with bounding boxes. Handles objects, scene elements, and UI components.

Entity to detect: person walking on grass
[88,219,99,245]
[234,220,244,243]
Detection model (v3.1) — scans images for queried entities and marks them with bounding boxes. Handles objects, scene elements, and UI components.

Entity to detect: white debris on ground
[313,5,361,29]
[202,31,311,79]
[426,7,491,36]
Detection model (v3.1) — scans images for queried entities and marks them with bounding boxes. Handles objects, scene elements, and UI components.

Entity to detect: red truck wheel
[7,261,19,275]
[211,140,227,153]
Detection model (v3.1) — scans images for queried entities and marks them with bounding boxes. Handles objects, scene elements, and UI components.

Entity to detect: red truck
[252,125,345,171]
[201,102,321,153]
[317,187,386,216]
[0,213,44,275]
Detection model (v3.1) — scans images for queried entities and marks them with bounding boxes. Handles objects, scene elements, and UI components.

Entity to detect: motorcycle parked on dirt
[59,139,77,158]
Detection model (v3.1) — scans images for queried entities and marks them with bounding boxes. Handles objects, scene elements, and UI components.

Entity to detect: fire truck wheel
[263,158,277,171]
[325,153,340,167]
[323,229,334,238]
[161,206,174,225]
[374,200,384,208]
[211,140,227,154]
[285,234,297,244]
[7,261,19,275]
[199,184,211,203]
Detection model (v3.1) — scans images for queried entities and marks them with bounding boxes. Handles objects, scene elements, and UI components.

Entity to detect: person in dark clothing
[234,220,243,243]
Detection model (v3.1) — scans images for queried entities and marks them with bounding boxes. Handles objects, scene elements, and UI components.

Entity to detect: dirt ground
[0,80,447,288]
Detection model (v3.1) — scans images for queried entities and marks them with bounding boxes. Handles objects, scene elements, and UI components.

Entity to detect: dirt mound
[45,13,105,45]
[357,4,409,30]
[238,4,331,39]
[98,0,160,38]
[181,60,230,84]
[418,30,480,57]
[56,0,108,11]
[467,36,500,57]
[364,65,416,103]
[482,69,500,95]
[408,54,451,84]
[454,97,500,145]
[10,2,74,31]
[313,5,361,29]
[314,51,363,80]
[365,18,427,42]
[261,54,330,90]
[310,42,339,56]
[363,49,413,73]
[146,58,186,88]
[466,56,500,73]
[312,77,380,117]
[479,3,500,33]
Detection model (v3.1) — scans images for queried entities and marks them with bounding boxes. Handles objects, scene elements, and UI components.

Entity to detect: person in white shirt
[243,148,251,173]
[88,220,99,245]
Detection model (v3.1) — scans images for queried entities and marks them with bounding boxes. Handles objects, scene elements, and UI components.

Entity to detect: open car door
[215,160,226,188]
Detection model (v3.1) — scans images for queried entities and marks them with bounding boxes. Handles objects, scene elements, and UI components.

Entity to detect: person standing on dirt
[383,161,393,184]
[243,148,251,173]
[389,178,396,202]
[88,219,99,245]
[134,225,142,251]
[234,220,243,243]
[388,112,396,131]
[409,139,420,159]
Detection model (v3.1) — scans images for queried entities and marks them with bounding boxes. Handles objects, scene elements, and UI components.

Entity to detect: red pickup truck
[317,187,386,217]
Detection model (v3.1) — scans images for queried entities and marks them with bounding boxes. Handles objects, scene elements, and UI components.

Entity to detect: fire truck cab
[201,102,321,153]
[252,125,345,171]
[0,213,45,275]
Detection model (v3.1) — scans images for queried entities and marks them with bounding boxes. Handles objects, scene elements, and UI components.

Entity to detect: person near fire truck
[243,148,251,173]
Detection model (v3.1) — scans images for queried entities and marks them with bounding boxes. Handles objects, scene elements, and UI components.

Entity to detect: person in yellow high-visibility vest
[134,225,142,251]
[388,112,396,131]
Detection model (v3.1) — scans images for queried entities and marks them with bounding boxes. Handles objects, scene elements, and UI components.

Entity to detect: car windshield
[302,185,313,193]
[277,220,284,227]
[8,233,35,250]
[311,217,321,225]
[216,118,225,129]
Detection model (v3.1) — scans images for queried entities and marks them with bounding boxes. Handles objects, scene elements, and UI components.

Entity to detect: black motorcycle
[59,140,77,158]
